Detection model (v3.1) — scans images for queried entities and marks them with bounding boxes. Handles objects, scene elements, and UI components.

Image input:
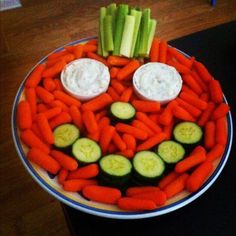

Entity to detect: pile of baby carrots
[16,37,230,211]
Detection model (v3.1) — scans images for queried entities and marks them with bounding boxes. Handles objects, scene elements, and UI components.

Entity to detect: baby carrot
[110,67,119,79]
[69,105,83,130]
[181,85,199,98]
[99,125,115,154]
[63,179,97,192]
[49,112,72,130]
[149,114,159,123]
[17,101,32,130]
[117,60,140,81]
[82,185,121,204]
[42,60,66,78]
[215,117,227,145]
[112,132,127,151]
[53,90,81,107]
[204,121,216,149]
[108,143,117,154]
[122,134,136,151]
[198,102,216,126]
[132,120,155,137]
[47,50,67,60]
[98,116,110,130]
[116,123,148,140]
[31,122,44,140]
[85,39,97,45]
[73,44,83,59]
[190,145,207,156]
[190,70,208,92]
[206,144,225,162]
[137,133,167,151]
[158,171,180,189]
[150,38,160,62]
[82,44,97,53]
[82,93,113,112]
[163,173,189,198]
[53,79,64,91]
[194,61,212,83]
[180,92,207,110]
[118,197,156,211]
[95,110,107,122]
[20,129,50,154]
[36,113,54,144]
[27,148,60,174]
[107,56,130,66]
[181,74,203,95]
[87,52,109,67]
[37,104,49,114]
[159,108,173,126]
[209,80,223,103]
[126,186,160,197]
[46,54,74,68]
[212,103,230,120]
[35,86,54,104]
[82,110,98,134]
[175,151,206,173]
[163,120,174,140]
[132,100,160,113]
[25,88,37,116]
[116,149,134,159]
[43,77,56,92]
[172,105,195,122]
[25,64,45,88]
[49,100,69,112]
[186,161,213,192]
[87,131,100,142]
[120,87,133,102]
[200,92,209,102]
[167,60,191,74]
[67,164,99,180]
[159,41,167,63]
[42,107,62,120]
[111,80,126,94]
[58,168,68,185]
[136,112,162,133]
[107,87,120,101]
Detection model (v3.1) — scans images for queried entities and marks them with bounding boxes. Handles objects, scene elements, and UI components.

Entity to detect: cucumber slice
[53,124,80,148]
[72,138,101,163]
[110,102,136,121]
[173,122,203,145]
[157,141,185,164]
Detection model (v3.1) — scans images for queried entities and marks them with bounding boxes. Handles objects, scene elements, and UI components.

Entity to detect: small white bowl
[61,58,110,101]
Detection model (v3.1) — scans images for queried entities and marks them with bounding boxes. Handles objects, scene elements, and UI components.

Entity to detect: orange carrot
[209,80,223,103]
[85,39,97,45]
[215,117,227,145]
[167,60,191,74]
[163,173,189,198]
[149,114,159,123]
[204,121,216,149]
[48,50,67,60]
[190,145,207,156]
[36,113,54,144]
[49,112,72,130]
[120,87,133,102]
[137,133,167,151]
[150,38,160,62]
[107,87,120,101]
[175,151,206,173]
[198,102,216,126]
[200,92,209,102]
[63,179,97,192]
[27,148,60,174]
[98,116,110,130]
[25,64,45,88]
[53,79,64,91]
[50,150,78,171]
[42,60,66,78]
[180,92,207,110]
[67,164,99,180]
[181,74,203,95]
[108,143,118,153]
[49,100,69,112]
[181,85,199,98]
[58,168,68,185]
[116,149,134,159]
[136,112,162,133]
[20,129,50,154]
[190,70,208,92]
[87,131,100,142]
[194,61,212,83]
[25,88,37,116]
[73,44,83,59]
[172,105,195,122]
[159,108,173,126]
[159,41,167,63]
[53,90,81,107]
[35,86,54,104]
[82,185,121,204]
[107,56,130,66]
[37,103,48,113]
[82,110,98,134]
[206,144,225,162]
[82,93,113,112]
[31,122,44,140]
[82,44,97,53]
[42,107,62,120]
[111,80,126,94]
[212,103,230,120]
[95,110,107,122]
[158,171,179,189]
[87,52,109,67]
[117,197,156,211]
[117,60,140,81]
[186,161,213,192]
[17,101,32,129]
[132,120,155,137]
[69,105,83,130]
[132,100,160,113]
[126,186,160,197]
[163,120,174,140]
[99,125,115,154]
[116,123,148,140]
[65,45,75,53]
[43,77,56,92]
[46,53,74,67]
[110,67,119,79]
[122,134,136,151]
[112,132,127,151]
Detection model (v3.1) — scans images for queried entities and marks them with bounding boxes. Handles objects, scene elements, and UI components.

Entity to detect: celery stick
[138,8,150,56]
[133,27,141,58]
[130,9,142,57]
[104,15,114,51]
[100,7,108,57]
[113,4,129,55]
[107,3,117,37]
[97,33,102,55]
[146,19,157,56]
[120,15,135,58]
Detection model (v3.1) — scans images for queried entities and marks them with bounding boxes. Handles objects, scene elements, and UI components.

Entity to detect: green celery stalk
[120,15,136,58]
[99,7,108,57]
[107,3,117,37]
[133,27,141,58]
[104,15,114,51]
[113,4,129,55]
[130,9,142,57]
[146,19,157,56]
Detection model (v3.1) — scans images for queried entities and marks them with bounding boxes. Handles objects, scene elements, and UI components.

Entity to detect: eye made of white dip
[61,58,110,101]
[133,62,182,104]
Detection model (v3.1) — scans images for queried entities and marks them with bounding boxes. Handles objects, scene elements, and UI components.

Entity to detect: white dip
[61,58,110,99]
[133,62,182,104]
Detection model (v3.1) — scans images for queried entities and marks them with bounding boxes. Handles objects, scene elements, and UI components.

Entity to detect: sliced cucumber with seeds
[157,140,185,164]
[53,124,80,148]
[72,138,101,164]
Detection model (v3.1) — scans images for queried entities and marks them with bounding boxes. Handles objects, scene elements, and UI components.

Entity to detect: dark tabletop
[62,21,236,236]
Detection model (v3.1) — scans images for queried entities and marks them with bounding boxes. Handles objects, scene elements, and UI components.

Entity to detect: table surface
[1,0,236,235]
